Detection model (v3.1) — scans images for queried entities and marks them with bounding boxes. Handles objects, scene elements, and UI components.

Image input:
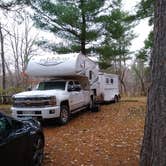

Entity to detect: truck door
[67,81,80,111]
[74,81,85,107]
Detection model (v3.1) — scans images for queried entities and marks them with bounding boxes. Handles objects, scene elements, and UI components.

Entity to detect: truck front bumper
[11,106,61,120]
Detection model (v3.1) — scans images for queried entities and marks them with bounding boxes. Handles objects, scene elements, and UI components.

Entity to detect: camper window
[106,78,109,84]
[89,71,92,80]
[110,78,114,84]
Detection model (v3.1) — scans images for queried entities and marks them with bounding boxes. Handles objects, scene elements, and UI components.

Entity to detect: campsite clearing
[43,97,146,166]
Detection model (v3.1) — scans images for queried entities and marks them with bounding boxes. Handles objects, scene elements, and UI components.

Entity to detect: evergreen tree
[97,0,135,93]
[28,0,112,55]
[136,31,153,63]
[135,0,154,63]
[136,0,154,25]
[0,0,27,10]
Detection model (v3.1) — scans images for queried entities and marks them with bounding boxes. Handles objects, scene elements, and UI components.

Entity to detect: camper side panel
[99,73,120,102]
[26,53,86,77]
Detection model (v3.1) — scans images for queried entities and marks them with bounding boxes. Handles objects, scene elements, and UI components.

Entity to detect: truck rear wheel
[91,103,101,112]
[87,96,94,111]
[114,95,118,103]
[58,105,69,125]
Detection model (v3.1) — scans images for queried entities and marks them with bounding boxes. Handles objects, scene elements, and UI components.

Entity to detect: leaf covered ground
[43,97,146,166]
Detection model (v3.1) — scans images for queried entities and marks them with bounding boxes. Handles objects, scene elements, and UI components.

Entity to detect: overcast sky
[123,0,152,52]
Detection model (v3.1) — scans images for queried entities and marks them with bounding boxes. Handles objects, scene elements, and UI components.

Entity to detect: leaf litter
[43,97,146,166]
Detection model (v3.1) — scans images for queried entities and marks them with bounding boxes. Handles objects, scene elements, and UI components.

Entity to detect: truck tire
[114,95,118,103]
[58,105,69,125]
[91,103,101,112]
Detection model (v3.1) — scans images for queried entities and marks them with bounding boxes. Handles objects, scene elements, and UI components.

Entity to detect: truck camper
[11,53,99,124]
[26,53,99,102]
[11,53,120,124]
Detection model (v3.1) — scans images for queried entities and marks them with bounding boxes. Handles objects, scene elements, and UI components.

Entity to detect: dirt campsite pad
[43,97,146,166]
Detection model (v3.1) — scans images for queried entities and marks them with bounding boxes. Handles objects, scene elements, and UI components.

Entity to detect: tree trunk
[0,23,6,90]
[80,0,86,55]
[140,1,166,165]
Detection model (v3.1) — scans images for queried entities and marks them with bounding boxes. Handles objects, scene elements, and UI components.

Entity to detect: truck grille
[13,97,53,108]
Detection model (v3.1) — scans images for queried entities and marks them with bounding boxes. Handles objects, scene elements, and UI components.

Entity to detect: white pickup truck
[11,78,91,125]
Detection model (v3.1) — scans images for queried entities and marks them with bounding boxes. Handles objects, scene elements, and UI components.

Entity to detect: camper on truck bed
[11,53,120,124]
[11,53,99,125]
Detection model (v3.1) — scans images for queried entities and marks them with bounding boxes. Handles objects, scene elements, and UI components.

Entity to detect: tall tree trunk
[80,0,86,55]
[140,1,166,165]
[0,23,6,90]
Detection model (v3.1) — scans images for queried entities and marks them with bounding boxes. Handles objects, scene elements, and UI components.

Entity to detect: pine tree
[29,0,111,55]
[97,0,135,94]
[140,0,166,165]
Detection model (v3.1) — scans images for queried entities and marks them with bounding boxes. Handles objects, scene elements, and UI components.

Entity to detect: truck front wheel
[114,95,118,103]
[58,105,69,125]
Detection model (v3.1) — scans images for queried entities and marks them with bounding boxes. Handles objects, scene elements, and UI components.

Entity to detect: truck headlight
[49,96,56,106]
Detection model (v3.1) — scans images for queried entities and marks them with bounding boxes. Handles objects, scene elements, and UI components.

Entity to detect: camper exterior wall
[26,52,100,99]
[98,73,120,102]
[26,53,87,77]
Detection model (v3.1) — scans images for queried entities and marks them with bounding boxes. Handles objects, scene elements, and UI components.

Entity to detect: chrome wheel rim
[61,108,68,123]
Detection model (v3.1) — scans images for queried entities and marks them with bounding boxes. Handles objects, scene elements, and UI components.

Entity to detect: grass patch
[0,104,11,115]
[121,96,147,103]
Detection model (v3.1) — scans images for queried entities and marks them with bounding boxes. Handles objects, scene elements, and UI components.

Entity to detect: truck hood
[13,90,65,98]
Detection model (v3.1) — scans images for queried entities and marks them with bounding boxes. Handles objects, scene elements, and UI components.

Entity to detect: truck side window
[106,78,109,84]
[67,81,74,91]
[110,78,114,84]
[68,81,73,87]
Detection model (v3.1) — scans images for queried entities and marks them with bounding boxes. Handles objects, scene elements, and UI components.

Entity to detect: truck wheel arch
[60,100,70,111]
[114,95,119,103]
[60,100,71,115]
[58,101,70,125]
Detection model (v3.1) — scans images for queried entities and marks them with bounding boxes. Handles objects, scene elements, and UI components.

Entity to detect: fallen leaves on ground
[43,97,146,166]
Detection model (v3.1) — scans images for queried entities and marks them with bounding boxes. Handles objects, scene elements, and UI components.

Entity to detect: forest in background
[0,0,153,103]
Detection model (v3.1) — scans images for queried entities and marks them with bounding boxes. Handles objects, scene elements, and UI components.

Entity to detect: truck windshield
[37,81,66,90]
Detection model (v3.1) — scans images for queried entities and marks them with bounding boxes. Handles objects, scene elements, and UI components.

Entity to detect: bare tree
[132,60,147,96]
[0,22,6,90]
[8,13,38,87]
